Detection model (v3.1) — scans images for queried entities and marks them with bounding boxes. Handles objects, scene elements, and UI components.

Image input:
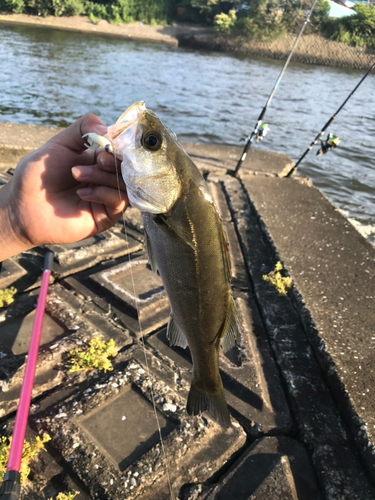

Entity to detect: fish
[84,102,240,427]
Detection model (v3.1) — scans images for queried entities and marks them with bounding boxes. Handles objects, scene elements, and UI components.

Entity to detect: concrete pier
[0,122,374,499]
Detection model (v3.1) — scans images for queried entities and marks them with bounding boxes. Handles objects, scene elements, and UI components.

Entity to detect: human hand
[0,114,128,261]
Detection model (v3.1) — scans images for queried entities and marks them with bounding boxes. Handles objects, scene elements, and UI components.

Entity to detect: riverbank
[1,13,374,69]
[0,13,212,46]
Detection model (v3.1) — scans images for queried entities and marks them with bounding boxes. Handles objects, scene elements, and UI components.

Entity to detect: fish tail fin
[187,382,231,428]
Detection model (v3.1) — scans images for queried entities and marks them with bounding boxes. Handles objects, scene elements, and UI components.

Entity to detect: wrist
[0,182,32,261]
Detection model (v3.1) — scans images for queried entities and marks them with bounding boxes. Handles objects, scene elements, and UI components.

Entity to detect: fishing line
[234,0,319,177]
[287,60,375,176]
[112,150,174,499]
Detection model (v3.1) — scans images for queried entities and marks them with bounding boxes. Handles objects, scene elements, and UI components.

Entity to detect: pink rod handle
[7,264,52,472]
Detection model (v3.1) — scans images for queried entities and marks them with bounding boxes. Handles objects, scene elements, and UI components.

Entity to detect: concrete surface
[1,122,375,499]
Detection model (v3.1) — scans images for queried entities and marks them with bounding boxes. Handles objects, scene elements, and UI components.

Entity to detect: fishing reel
[317,133,340,156]
[255,123,270,142]
[239,123,270,143]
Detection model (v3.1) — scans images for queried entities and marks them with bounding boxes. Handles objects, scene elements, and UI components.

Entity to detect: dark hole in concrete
[108,264,164,301]
[78,384,175,471]
[223,344,242,367]
[0,310,66,355]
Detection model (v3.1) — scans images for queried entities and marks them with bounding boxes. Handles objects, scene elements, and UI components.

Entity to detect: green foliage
[262,261,292,295]
[48,491,79,500]
[214,9,236,33]
[236,14,286,41]
[68,338,118,373]
[25,0,53,16]
[310,0,330,29]
[0,434,51,485]
[0,0,25,13]
[179,0,241,24]
[0,287,17,308]
[323,3,375,48]
[52,0,84,16]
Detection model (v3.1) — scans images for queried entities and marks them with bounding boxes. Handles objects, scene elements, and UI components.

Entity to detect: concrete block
[0,284,132,418]
[182,142,294,177]
[242,174,375,480]
[48,230,142,278]
[313,445,375,499]
[32,351,246,500]
[200,437,322,500]
[221,175,348,447]
[88,257,170,336]
[0,258,27,289]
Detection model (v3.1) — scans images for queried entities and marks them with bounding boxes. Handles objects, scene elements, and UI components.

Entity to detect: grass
[0,434,51,485]
[49,492,79,500]
[0,287,17,308]
[262,261,292,296]
[67,338,118,373]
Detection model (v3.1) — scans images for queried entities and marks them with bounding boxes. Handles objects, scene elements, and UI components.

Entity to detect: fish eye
[142,132,162,151]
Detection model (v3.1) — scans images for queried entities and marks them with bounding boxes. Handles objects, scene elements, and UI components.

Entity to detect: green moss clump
[0,434,51,485]
[49,491,79,500]
[262,261,292,296]
[68,338,118,373]
[0,287,17,308]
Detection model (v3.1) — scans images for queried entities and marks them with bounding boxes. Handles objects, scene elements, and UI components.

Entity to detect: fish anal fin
[187,382,231,428]
[144,228,158,275]
[167,314,188,349]
[220,297,241,353]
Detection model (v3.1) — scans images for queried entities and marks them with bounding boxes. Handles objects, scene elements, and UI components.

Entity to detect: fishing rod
[0,252,53,500]
[234,0,319,177]
[287,60,375,177]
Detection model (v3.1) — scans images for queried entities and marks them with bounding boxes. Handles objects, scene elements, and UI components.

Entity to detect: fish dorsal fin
[220,297,240,353]
[144,227,158,275]
[167,314,188,349]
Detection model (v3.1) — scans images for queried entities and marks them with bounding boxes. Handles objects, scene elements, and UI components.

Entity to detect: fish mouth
[106,101,147,155]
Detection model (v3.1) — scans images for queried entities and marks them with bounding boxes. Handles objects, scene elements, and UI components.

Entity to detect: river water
[1,23,374,244]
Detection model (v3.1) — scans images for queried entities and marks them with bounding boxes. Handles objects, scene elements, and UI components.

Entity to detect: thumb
[50,113,107,153]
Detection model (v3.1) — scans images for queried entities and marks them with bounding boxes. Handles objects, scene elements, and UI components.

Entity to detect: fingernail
[94,124,107,135]
[77,187,92,197]
[72,166,93,179]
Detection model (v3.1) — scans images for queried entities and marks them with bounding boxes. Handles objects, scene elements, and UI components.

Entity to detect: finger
[51,114,108,153]
[76,186,129,211]
[97,151,122,173]
[71,165,127,191]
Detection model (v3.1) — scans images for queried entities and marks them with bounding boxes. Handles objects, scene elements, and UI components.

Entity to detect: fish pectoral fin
[144,227,158,275]
[187,382,231,428]
[156,214,198,252]
[220,297,241,353]
[167,314,188,349]
[221,224,232,283]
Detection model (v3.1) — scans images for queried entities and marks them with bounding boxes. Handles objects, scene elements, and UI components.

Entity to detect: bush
[310,0,330,29]
[236,15,286,41]
[26,0,53,16]
[323,3,375,48]
[52,0,84,16]
[214,9,236,33]
[0,0,25,12]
